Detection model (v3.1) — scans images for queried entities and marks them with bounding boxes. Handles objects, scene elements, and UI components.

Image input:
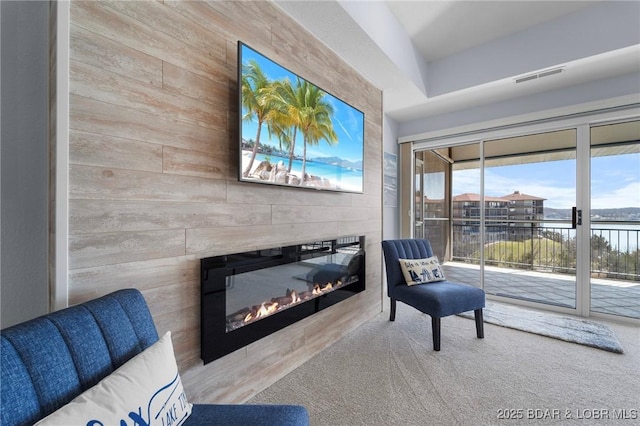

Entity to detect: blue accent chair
[1,289,309,426]
[382,239,485,351]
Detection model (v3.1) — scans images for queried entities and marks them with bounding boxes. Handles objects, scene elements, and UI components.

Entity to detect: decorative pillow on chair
[35,331,192,426]
[399,256,446,285]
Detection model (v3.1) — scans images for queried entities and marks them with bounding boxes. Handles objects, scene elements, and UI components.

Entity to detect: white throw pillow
[35,331,192,426]
[399,256,446,285]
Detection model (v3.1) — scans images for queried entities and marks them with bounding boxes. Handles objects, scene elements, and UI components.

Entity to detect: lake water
[543,222,639,252]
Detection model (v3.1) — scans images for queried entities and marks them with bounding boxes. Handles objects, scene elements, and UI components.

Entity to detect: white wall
[383,114,400,240]
[399,72,640,139]
[426,1,640,97]
[0,0,50,327]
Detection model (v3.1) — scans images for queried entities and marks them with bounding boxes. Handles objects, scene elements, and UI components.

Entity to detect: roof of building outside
[453,193,506,202]
[500,191,546,201]
[453,191,547,202]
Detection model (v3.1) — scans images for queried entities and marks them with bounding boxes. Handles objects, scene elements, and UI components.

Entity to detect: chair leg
[431,316,441,351]
[389,298,396,321]
[474,309,484,339]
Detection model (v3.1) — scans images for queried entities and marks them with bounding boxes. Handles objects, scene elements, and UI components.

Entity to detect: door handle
[571,207,582,228]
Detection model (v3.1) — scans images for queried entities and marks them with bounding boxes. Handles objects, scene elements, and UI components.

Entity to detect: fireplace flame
[312,282,333,295]
[243,302,278,323]
[230,278,349,332]
[258,302,278,318]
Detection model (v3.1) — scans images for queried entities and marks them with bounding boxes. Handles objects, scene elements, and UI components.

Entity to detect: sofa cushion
[399,256,446,285]
[1,318,84,424]
[1,336,43,426]
[35,332,192,426]
[187,404,310,426]
[1,289,160,426]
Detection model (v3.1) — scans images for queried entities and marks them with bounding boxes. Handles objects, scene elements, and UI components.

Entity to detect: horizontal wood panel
[226,180,355,207]
[72,1,223,81]
[163,145,235,180]
[70,129,163,172]
[70,24,162,87]
[70,60,224,130]
[70,95,227,153]
[152,304,200,368]
[103,0,227,60]
[69,255,199,304]
[70,200,271,234]
[70,164,227,202]
[164,0,272,57]
[146,291,199,329]
[170,327,201,372]
[162,61,232,108]
[185,223,341,257]
[338,219,383,238]
[143,280,200,325]
[350,191,382,208]
[69,229,186,269]
[271,205,373,225]
[181,345,248,389]
[302,294,374,354]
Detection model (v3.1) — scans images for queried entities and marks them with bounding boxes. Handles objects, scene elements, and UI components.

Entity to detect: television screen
[238,42,365,193]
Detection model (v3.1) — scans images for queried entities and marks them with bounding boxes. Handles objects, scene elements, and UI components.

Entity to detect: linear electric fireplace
[200,236,365,364]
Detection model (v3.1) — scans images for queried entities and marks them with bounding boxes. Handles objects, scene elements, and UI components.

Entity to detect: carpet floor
[250,302,640,425]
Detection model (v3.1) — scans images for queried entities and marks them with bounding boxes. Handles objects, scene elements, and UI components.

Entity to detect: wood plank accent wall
[66,0,382,403]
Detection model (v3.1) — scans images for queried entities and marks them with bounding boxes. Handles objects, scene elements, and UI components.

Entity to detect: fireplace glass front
[201,236,365,363]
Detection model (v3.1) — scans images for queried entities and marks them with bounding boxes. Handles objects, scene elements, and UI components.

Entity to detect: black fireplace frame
[200,236,366,364]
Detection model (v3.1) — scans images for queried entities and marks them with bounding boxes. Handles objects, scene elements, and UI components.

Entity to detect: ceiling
[274,1,640,124]
[385,1,596,62]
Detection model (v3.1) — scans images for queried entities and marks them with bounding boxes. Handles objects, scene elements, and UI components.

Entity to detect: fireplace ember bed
[201,236,365,364]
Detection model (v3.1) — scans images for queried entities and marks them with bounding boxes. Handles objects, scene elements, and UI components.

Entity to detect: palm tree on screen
[264,78,301,178]
[297,81,338,183]
[243,63,338,185]
[241,60,272,177]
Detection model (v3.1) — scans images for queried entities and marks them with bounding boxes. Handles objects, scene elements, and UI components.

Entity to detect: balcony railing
[451,221,640,282]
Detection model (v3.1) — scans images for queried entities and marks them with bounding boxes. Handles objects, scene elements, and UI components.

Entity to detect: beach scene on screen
[239,43,365,193]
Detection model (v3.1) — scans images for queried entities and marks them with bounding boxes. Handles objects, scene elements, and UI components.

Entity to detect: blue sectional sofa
[1,288,309,426]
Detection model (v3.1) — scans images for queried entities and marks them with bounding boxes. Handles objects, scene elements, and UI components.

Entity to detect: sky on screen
[241,45,364,163]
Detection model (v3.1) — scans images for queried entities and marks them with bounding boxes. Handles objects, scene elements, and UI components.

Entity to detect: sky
[445,153,640,210]
[240,43,364,163]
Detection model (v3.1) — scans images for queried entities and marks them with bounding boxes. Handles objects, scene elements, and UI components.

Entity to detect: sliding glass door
[410,117,639,320]
[449,143,482,289]
[482,130,578,308]
[414,150,450,260]
[590,121,640,319]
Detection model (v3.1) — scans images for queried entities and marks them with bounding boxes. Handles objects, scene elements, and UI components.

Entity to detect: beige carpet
[249,302,640,425]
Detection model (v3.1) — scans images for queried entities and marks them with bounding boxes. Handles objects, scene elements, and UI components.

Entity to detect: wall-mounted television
[238,42,365,194]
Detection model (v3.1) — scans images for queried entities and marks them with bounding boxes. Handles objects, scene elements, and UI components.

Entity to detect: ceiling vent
[515,67,564,84]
